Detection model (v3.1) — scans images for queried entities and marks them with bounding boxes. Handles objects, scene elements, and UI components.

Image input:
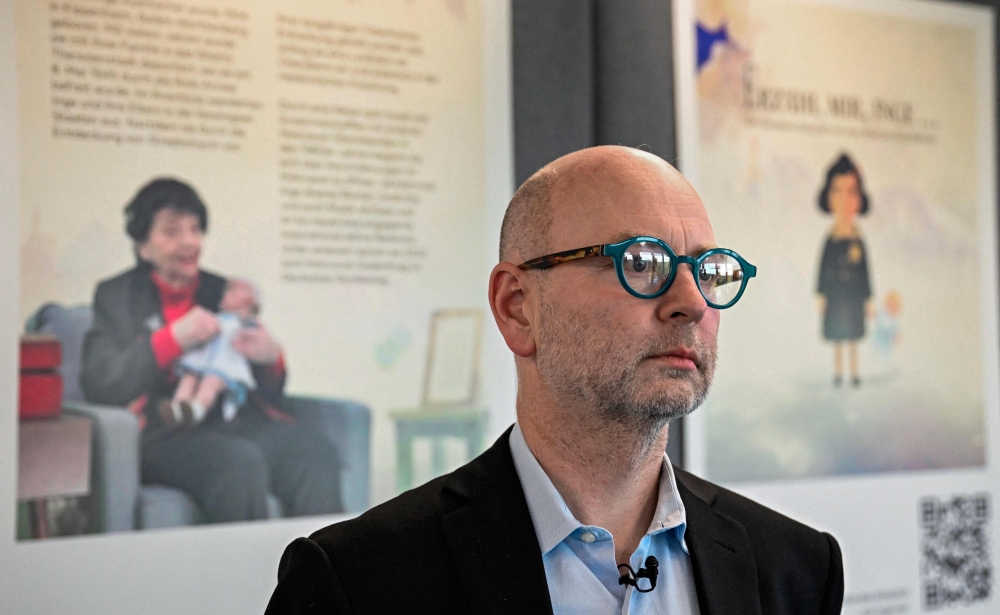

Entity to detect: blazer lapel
[676,470,762,615]
[194,270,224,311]
[440,429,554,615]
[128,265,163,335]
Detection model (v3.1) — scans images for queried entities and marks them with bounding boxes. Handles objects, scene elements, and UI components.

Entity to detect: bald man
[265,147,844,615]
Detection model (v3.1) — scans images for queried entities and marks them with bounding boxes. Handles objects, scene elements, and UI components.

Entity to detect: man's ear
[136,240,151,262]
[488,262,537,358]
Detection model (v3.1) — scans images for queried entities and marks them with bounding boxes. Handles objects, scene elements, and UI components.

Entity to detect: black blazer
[266,428,844,614]
[81,264,285,428]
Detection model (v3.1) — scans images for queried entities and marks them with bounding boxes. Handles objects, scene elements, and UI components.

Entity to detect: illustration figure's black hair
[124,178,208,243]
[818,153,870,215]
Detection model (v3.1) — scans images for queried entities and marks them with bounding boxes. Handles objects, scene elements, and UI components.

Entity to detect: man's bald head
[498,167,557,262]
[498,146,697,263]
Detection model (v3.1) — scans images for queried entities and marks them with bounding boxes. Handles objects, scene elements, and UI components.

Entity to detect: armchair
[28,303,371,532]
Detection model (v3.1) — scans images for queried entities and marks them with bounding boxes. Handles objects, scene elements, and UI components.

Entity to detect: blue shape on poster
[375,326,412,368]
[697,21,730,71]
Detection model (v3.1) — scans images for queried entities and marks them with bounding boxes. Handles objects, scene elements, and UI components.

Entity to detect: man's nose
[655,264,708,323]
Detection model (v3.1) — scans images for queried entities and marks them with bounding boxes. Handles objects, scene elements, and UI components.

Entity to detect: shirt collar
[509,422,688,556]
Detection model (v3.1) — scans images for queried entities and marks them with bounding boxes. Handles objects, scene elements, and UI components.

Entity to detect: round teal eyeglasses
[517,236,757,309]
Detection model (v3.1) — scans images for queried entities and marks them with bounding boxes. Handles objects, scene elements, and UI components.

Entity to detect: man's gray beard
[535,295,717,451]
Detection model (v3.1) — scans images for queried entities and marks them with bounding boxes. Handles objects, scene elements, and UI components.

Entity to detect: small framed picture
[422,309,483,407]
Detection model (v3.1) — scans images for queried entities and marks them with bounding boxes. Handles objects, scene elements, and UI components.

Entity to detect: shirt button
[580,532,596,543]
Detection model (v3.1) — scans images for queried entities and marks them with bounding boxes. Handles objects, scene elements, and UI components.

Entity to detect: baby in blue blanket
[162,278,259,426]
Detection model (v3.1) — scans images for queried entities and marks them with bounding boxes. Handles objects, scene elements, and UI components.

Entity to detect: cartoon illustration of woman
[816,154,873,387]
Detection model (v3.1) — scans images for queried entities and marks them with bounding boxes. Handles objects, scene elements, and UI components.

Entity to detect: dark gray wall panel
[594,0,676,164]
[512,0,595,184]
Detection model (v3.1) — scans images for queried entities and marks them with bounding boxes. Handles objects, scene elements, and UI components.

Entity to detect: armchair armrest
[62,402,139,532]
[282,396,371,513]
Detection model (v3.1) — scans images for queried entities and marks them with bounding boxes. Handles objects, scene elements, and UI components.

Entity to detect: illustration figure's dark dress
[817,235,871,341]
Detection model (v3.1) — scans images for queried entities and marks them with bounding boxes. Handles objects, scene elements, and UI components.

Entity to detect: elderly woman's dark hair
[818,153,869,215]
[124,178,208,243]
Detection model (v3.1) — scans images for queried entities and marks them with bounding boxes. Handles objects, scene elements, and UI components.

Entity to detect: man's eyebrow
[691,243,720,256]
[605,232,719,256]
[608,230,643,243]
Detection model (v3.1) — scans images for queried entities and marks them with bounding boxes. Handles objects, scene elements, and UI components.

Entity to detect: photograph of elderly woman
[88,179,343,516]
[13,0,492,540]
[18,179,353,538]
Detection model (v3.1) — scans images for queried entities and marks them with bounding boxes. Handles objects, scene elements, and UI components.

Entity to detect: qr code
[920,493,992,610]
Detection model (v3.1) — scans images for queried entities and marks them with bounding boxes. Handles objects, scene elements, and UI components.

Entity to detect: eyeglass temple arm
[517,245,606,270]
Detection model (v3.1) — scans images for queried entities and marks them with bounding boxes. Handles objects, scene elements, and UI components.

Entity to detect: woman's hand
[170,306,220,350]
[232,326,282,365]
[816,295,826,314]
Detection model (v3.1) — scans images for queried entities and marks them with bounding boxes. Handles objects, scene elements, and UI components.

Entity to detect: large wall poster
[693,0,985,481]
[675,0,999,611]
[12,0,505,541]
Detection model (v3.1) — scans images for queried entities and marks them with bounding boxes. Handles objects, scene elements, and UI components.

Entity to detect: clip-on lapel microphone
[617,556,659,593]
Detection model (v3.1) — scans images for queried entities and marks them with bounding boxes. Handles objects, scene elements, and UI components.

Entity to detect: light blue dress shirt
[509,423,701,615]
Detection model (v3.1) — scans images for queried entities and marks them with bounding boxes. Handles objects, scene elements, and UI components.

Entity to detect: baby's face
[220,280,259,319]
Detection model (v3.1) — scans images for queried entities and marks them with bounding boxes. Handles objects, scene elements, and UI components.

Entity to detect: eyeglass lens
[699,253,745,306]
[622,241,672,295]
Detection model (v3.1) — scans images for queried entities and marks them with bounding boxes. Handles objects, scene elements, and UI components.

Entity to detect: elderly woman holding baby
[81,178,342,523]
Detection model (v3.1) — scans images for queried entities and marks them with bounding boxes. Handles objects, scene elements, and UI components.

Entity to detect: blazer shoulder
[266,537,353,615]
[309,430,519,562]
[300,432,529,612]
[92,266,154,309]
[304,473,465,608]
[311,473,458,551]
[676,467,834,557]
[676,467,843,612]
[94,266,141,296]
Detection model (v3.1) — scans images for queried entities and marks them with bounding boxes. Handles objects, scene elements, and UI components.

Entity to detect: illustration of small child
[159,278,259,427]
[871,290,902,356]
[815,153,873,387]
